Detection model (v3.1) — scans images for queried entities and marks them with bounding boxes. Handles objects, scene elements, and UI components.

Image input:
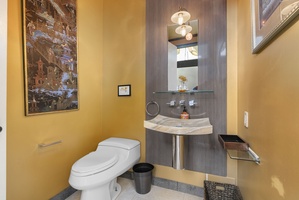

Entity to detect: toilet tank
[97,137,140,150]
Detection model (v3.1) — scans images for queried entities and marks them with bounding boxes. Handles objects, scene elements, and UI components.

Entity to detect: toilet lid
[71,150,118,176]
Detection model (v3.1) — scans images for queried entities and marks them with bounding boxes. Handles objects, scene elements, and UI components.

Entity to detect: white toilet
[69,137,140,200]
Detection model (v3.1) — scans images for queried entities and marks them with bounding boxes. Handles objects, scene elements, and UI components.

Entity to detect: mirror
[168,20,199,91]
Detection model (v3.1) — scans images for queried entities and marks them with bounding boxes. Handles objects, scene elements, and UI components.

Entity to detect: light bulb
[171,8,191,25]
[178,13,184,25]
[175,25,192,36]
[181,26,186,36]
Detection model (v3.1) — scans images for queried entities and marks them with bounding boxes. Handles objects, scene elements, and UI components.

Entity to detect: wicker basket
[204,180,243,200]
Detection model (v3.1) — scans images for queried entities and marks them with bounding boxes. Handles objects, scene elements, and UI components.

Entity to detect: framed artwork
[22,0,78,115]
[118,85,131,96]
[251,0,299,53]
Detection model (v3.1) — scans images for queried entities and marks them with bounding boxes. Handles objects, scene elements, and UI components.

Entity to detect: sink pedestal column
[172,135,184,170]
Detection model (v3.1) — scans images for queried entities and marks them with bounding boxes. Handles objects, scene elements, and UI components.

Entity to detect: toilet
[69,137,140,200]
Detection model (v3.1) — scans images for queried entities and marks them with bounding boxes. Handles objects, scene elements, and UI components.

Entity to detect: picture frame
[251,0,299,53]
[22,0,78,115]
[118,85,131,96]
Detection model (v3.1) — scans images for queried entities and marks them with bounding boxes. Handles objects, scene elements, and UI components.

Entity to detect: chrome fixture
[167,100,176,107]
[172,135,184,170]
[189,100,197,107]
[38,140,62,148]
[179,100,185,106]
[146,101,160,117]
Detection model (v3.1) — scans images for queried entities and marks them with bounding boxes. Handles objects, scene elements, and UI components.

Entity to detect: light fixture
[171,7,191,25]
[175,24,192,36]
[185,32,193,40]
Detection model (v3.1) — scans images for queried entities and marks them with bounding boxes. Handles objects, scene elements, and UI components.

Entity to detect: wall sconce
[175,24,192,36]
[171,7,191,25]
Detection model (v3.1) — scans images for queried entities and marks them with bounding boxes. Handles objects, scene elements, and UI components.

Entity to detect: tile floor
[66,177,204,200]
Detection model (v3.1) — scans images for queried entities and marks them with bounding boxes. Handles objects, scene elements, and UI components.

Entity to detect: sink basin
[144,115,213,135]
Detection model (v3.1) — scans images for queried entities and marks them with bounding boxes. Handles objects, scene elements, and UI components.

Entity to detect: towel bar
[38,140,62,148]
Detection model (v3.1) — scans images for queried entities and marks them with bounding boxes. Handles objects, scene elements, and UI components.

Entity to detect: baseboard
[50,186,77,200]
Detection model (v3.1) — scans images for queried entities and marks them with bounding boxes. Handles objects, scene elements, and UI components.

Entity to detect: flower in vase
[178,75,188,92]
[179,75,187,82]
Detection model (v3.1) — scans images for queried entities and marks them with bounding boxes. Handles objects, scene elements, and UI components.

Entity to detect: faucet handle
[189,100,197,107]
[179,100,185,106]
[166,100,176,107]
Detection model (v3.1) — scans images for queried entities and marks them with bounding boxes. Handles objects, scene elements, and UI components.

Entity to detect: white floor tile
[65,177,203,200]
[183,193,204,200]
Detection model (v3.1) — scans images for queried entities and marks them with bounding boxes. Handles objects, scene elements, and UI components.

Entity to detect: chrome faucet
[179,100,185,106]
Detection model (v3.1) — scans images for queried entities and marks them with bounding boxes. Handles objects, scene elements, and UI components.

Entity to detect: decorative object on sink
[144,115,213,135]
[178,75,188,92]
[180,106,189,119]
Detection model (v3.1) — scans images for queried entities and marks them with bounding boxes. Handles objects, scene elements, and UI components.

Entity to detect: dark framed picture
[118,85,131,96]
[22,0,78,115]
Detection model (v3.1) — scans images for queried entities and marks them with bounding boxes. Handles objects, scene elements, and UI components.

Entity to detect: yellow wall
[7,0,105,199]
[237,0,299,199]
[102,0,146,161]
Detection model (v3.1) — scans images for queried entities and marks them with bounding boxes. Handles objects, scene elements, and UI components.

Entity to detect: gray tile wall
[146,0,227,176]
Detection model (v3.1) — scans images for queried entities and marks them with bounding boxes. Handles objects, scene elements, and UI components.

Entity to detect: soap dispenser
[180,106,190,119]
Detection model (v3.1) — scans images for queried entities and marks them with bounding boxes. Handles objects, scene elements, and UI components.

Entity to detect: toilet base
[111,181,121,200]
[80,178,121,200]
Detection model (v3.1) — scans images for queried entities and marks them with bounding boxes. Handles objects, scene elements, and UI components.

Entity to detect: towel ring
[146,101,160,117]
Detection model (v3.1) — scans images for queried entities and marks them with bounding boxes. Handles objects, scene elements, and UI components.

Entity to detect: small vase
[178,81,188,92]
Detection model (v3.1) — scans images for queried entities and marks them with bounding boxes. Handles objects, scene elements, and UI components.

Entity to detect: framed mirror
[167,20,199,91]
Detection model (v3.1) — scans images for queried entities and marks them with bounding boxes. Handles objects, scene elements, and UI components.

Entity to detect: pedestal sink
[144,115,213,170]
[144,115,213,135]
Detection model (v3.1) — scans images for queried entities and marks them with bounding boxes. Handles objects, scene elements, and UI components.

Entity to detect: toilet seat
[71,150,119,177]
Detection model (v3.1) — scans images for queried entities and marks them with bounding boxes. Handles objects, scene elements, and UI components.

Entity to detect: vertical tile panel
[146,0,227,176]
